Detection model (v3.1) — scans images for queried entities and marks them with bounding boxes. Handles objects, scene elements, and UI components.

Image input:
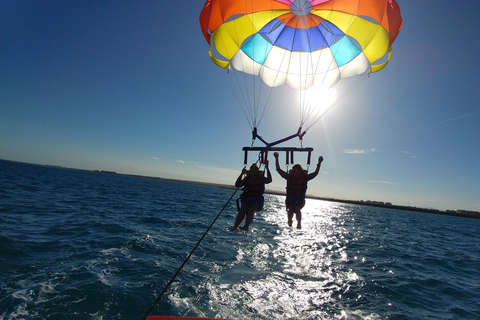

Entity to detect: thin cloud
[369,180,398,185]
[344,148,376,154]
[176,160,185,164]
[402,151,417,158]
[152,157,159,160]
[195,164,238,176]
[437,111,480,124]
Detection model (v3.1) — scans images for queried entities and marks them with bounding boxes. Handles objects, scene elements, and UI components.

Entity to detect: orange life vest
[287,170,307,198]
[243,171,264,199]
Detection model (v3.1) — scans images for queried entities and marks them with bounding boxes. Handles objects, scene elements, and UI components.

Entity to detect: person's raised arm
[264,160,272,184]
[274,152,288,179]
[235,168,247,188]
[307,156,324,180]
[274,152,280,170]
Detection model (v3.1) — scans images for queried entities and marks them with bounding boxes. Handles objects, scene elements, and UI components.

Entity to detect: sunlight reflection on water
[201,195,369,320]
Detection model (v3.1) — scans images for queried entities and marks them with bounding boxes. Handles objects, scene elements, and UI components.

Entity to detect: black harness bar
[243,146,313,166]
[245,127,313,166]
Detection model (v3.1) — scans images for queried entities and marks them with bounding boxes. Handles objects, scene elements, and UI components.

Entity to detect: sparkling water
[1,160,479,319]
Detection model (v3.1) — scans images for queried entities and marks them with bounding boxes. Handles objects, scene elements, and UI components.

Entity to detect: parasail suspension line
[303,75,366,132]
[142,186,241,320]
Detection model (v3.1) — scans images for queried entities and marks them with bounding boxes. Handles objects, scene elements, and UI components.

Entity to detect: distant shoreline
[3,159,479,219]
[167,179,480,219]
[89,168,480,220]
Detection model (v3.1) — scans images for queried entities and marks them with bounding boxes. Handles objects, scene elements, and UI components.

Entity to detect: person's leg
[241,203,258,231]
[295,208,302,229]
[295,201,306,229]
[286,201,294,227]
[232,203,248,230]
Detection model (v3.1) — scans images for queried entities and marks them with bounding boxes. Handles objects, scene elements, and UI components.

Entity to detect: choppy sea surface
[1,159,479,320]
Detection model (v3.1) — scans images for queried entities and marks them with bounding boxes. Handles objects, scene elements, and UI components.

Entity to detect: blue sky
[1,1,479,212]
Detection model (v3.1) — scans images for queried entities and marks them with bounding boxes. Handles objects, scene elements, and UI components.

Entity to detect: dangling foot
[296,223,301,230]
[288,220,293,227]
[231,228,238,232]
[239,226,249,231]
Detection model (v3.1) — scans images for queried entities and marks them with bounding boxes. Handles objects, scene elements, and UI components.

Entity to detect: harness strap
[286,196,305,205]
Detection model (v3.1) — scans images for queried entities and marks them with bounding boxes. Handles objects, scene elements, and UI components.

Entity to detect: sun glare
[295,83,338,129]
[303,84,337,115]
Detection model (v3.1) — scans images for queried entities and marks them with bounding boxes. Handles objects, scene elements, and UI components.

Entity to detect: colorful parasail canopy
[199,0,402,90]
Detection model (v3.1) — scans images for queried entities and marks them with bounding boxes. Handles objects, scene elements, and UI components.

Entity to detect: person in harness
[274,152,323,229]
[232,161,272,232]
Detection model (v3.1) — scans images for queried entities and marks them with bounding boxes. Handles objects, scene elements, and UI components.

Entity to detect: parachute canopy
[199,0,402,90]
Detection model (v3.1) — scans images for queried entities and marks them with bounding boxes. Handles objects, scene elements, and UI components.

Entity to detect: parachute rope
[227,0,284,131]
[297,1,375,134]
[304,75,366,132]
[201,0,402,141]
[227,72,253,129]
[227,70,275,131]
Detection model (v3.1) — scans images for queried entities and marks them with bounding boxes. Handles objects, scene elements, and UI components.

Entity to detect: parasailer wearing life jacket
[232,161,272,232]
[274,152,323,229]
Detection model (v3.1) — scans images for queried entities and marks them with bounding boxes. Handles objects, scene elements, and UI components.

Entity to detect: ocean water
[1,160,479,320]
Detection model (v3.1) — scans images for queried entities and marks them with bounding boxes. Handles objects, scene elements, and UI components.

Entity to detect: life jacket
[237,171,265,212]
[242,171,264,199]
[286,170,307,199]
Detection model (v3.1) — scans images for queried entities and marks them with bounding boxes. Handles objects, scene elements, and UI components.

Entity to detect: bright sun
[299,83,338,125]
[304,84,337,110]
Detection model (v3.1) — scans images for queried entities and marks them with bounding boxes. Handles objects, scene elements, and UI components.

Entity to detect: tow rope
[142,186,241,320]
